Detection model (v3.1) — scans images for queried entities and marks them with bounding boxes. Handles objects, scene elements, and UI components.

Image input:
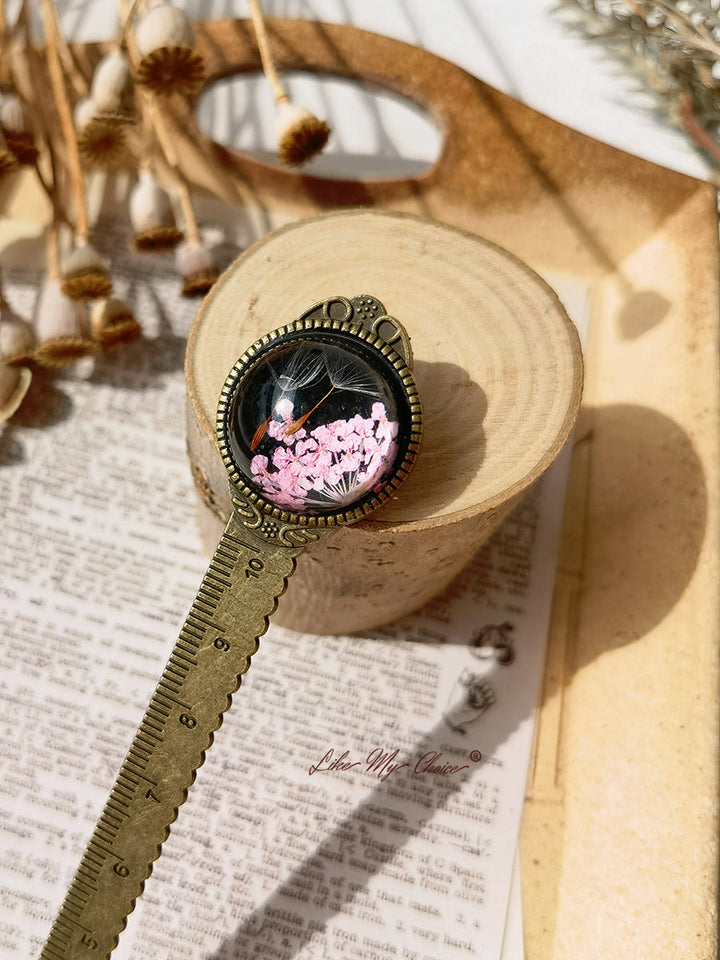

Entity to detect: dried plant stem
[120,0,201,246]
[175,181,200,246]
[119,0,142,48]
[4,5,62,223]
[142,95,200,245]
[649,1,720,60]
[46,222,62,282]
[248,0,289,105]
[678,90,720,167]
[40,0,89,244]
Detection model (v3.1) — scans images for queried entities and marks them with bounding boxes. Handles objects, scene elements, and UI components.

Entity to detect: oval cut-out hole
[195,71,442,180]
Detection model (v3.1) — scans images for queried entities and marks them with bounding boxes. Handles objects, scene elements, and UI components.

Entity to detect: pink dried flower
[250,406,399,511]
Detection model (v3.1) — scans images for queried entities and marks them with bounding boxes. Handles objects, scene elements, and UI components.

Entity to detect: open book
[0,209,588,959]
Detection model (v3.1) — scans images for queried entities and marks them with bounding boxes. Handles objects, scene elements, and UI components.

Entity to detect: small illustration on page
[443,670,496,733]
[442,621,516,733]
[470,620,515,665]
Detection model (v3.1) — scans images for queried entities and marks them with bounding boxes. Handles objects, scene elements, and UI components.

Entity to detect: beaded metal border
[216,307,422,528]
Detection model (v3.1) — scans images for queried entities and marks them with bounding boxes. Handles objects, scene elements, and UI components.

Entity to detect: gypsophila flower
[251,399,399,510]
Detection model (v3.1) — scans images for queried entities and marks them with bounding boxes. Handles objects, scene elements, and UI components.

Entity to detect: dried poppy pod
[175,240,218,297]
[0,358,31,421]
[135,2,205,97]
[0,299,36,364]
[60,242,113,301]
[129,171,183,252]
[91,297,142,350]
[74,96,97,132]
[0,94,38,165]
[33,279,98,367]
[275,99,330,166]
[75,96,127,167]
[90,49,136,124]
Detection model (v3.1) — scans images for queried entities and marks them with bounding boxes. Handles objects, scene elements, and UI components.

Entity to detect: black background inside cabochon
[227,330,414,502]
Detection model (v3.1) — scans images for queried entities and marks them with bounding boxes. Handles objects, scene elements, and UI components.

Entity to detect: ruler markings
[144,713,169,732]
[157,679,183,699]
[197,587,220,606]
[211,550,236,566]
[192,594,218,610]
[95,830,116,848]
[48,937,70,952]
[165,666,190,684]
[215,537,240,554]
[141,712,165,730]
[215,549,240,565]
[88,838,120,860]
[186,611,225,633]
[140,718,164,737]
[95,822,116,839]
[123,760,156,786]
[192,599,218,617]
[146,702,171,721]
[78,857,100,876]
[162,664,186,680]
[220,531,246,550]
[113,782,134,799]
[98,808,119,823]
[198,580,222,596]
[108,793,130,811]
[59,914,93,933]
[45,937,68,955]
[106,799,130,818]
[70,891,94,908]
[155,690,191,712]
[134,725,158,740]
[117,769,140,786]
[135,731,160,751]
[214,541,239,557]
[136,730,164,747]
[165,656,189,672]
[176,639,200,657]
[114,780,139,799]
[205,571,231,590]
[65,887,90,905]
[163,664,187,683]
[39,515,304,960]
[43,940,66,956]
[170,650,197,668]
[182,615,206,632]
[65,896,90,915]
[203,583,224,608]
[83,849,105,869]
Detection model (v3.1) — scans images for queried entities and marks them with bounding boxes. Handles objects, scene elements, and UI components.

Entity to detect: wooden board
[3,18,717,959]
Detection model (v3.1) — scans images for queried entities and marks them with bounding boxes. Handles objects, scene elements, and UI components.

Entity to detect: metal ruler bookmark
[40,512,308,959]
[39,295,422,959]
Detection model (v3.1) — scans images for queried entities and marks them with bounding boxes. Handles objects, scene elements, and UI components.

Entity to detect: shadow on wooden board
[3,17,716,959]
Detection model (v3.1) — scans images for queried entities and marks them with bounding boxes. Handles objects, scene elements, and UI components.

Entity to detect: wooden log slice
[185,210,583,632]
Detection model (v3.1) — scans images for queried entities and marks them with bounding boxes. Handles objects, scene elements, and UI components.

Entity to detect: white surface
[53,0,709,181]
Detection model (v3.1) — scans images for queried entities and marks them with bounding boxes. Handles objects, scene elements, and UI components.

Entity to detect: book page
[0,210,586,959]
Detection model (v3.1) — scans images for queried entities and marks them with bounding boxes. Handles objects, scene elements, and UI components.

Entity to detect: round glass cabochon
[227,330,413,515]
